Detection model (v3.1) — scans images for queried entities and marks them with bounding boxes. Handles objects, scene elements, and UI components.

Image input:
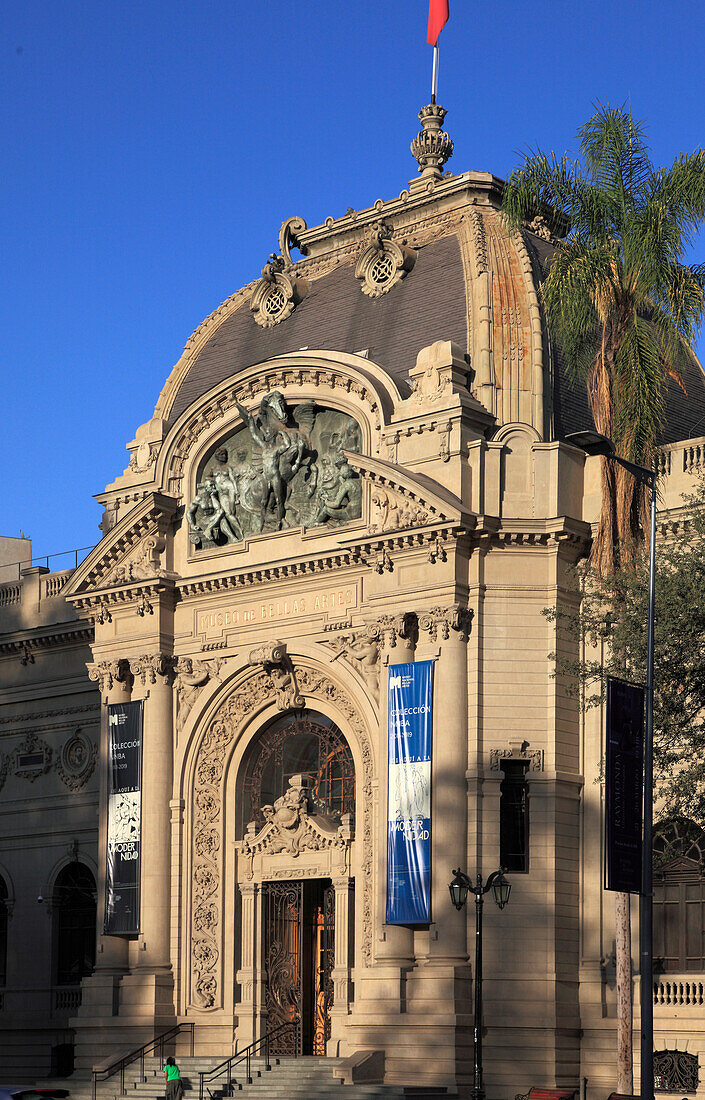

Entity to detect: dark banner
[105,700,143,934]
[605,676,644,894]
[386,660,433,925]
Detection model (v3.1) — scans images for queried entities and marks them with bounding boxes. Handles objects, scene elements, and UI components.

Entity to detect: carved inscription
[197,585,358,638]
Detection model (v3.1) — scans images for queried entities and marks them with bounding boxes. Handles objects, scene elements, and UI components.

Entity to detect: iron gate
[263,880,335,1056]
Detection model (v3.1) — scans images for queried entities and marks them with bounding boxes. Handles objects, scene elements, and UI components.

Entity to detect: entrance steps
[53,1055,450,1100]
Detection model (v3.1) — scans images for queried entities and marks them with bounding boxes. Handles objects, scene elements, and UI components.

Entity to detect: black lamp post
[449,868,511,1100]
[567,430,657,1100]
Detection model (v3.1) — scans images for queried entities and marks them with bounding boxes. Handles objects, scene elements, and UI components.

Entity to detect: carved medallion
[354,221,416,298]
[56,731,97,791]
[250,255,308,328]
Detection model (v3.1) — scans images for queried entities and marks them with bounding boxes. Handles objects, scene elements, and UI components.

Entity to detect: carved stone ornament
[238,774,352,879]
[56,730,97,791]
[369,485,430,534]
[376,612,417,649]
[354,221,416,299]
[174,657,222,734]
[326,627,381,703]
[410,102,454,179]
[190,664,374,1010]
[129,653,175,686]
[278,216,308,266]
[187,393,362,548]
[102,535,167,587]
[489,743,544,772]
[12,731,52,782]
[418,603,473,642]
[250,254,309,328]
[248,640,303,710]
[0,752,9,795]
[87,658,132,694]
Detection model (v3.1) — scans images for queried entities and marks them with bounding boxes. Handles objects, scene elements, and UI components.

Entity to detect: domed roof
[154,168,705,447]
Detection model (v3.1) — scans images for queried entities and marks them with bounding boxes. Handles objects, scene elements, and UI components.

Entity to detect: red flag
[427,0,449,46]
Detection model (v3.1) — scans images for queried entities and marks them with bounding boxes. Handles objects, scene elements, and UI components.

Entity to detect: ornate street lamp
[449,869,511,1100]
[567,430,657,1100]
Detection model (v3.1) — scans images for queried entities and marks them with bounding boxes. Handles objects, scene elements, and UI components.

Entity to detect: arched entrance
[235,710,355,1055]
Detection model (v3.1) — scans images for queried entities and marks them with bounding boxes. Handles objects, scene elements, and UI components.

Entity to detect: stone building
[2,104,705,1096]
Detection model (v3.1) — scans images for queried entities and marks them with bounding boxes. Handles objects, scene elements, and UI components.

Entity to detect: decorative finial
[411,103,454,179]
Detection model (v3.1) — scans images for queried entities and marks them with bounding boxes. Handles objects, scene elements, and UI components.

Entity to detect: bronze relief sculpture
[187,391,362,548]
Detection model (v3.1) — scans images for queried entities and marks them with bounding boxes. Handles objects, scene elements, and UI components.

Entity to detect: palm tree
[504,105,705,1095]
[503,104,705,574]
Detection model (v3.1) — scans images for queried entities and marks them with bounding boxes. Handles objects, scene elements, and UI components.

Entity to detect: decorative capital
[418,603,472,642]
[87,658,132,693]
[129,653,175,686]
[376,612,417,649]
[411,102,454,179]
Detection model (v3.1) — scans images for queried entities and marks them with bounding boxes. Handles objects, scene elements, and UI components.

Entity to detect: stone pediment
[344,451,472,534]
[237,774,352,880]
[62,492,178,600]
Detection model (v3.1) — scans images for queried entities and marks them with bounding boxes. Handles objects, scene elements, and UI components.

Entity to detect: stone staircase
[54,1055,450,1100]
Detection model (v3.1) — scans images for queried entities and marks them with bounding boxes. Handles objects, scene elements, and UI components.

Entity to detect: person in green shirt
[163,1057,184,1100]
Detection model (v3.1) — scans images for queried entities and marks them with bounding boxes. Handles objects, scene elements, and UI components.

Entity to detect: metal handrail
[198,1020,296,1100]
[92,1021,195,1100]
[1,545,95,581]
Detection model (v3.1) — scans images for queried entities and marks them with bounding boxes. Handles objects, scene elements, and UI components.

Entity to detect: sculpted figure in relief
[186,391,362,546]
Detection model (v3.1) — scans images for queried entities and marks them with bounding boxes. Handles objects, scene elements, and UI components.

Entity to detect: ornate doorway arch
[236,711,355,1056]
[186,661,373,1053]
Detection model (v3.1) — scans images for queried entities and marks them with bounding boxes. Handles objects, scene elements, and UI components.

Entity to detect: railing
[45,570,73,599]
[54,986,82,1012]
[92,1022,195,1100]
[1,545,95,582]
[0,583,22,607]
[198,1021,296,1100]
[654,977,705,1006]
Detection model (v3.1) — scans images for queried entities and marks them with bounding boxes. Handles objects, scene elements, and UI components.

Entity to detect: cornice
[0,623,94,657]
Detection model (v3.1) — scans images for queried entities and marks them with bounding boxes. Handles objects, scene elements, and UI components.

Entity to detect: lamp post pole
[472,874,486,1100]
[567,431,656,1100]
[641,473,657,1100]
[449,869,510,1100]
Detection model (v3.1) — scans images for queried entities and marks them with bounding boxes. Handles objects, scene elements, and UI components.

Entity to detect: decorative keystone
[411,103,454,179]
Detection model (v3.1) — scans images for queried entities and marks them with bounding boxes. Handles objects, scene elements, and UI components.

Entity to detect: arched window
[653,818,705,972]
[53,863,96,986]
[0,875,7,986]
[240,710,355,835]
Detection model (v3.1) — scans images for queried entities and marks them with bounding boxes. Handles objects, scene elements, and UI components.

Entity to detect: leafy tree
[549,482,705,821]
[503,104,705,574]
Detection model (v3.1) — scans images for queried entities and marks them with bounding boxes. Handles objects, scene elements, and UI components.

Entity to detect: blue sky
[3,0,705,561]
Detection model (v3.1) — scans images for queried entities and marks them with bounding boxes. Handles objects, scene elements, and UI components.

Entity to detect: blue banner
[386,660,433,925]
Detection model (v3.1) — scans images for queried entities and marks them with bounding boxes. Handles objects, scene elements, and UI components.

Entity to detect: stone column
[403,606,473,1091]
[329,877,353,1046]
[129,654,174,970]
[418,605,471,965]
[236,882,258,1048]
[91,659,133,972]
[72,658,132,1072]
[118,654,176,1034]
[375,614,415,968]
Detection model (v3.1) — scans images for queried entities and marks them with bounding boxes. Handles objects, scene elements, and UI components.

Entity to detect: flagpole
[431,43,438,103]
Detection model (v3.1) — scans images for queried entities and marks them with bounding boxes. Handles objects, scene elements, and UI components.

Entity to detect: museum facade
[2,106,705,1097]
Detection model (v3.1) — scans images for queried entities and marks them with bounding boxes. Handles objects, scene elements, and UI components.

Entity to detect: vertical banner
[605,676,644,893]
[386,660,433,925]
[105,700,143,934]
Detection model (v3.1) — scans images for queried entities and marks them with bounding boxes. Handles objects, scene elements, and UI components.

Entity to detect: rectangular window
[500,761,529,873]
